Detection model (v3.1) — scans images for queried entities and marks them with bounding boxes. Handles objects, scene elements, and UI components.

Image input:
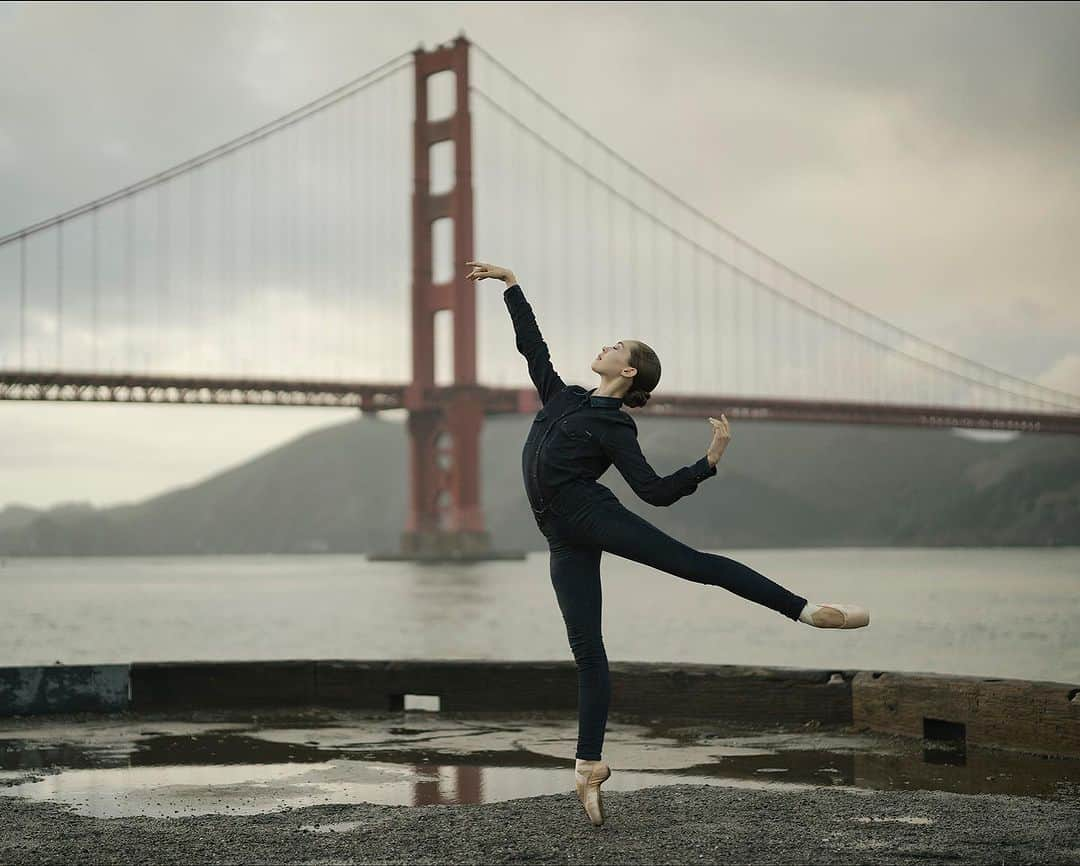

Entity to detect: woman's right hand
[466,260,516,284]
[706,414,731,466]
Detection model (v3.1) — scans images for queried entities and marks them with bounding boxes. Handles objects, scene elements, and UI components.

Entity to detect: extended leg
[547,536,609,761]
[587,501,808,620]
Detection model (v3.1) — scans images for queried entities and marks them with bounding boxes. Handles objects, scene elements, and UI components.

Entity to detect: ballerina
[466,259,870,826]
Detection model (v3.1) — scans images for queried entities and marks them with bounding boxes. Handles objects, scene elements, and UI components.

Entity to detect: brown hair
[623,340,661,408]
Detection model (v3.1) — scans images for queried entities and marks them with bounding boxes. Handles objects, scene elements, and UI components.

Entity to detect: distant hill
[1,411,1077,556]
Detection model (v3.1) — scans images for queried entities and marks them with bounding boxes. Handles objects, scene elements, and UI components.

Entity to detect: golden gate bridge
[2,34,1078,558]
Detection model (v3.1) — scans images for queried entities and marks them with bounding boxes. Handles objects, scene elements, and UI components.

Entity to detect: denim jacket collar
[587,387,623,410]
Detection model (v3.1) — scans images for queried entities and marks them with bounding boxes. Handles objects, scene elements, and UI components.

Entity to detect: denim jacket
[503,283,716,517]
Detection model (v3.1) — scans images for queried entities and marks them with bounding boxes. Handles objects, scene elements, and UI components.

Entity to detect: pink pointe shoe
[803,603,870,629]
[574,759,612,826]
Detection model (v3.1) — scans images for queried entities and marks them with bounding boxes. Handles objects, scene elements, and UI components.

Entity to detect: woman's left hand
[706,414,731,466]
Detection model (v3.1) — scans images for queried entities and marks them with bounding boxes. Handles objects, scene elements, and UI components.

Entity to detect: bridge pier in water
[371,36,523,563]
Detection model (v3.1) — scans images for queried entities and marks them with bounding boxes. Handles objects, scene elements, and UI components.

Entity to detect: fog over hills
[1,413,1077,556]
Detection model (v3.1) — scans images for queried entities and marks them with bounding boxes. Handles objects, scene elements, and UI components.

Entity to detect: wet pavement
[1,708,1078,864]
[1,706,1078,817]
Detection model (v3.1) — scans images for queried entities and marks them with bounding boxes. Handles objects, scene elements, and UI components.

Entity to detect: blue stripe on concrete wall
[0,664,130,715]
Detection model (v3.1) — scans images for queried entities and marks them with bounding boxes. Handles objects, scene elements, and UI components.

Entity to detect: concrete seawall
[1,659,1077,759]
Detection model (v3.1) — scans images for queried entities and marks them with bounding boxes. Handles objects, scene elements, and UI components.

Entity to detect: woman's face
[590,339,635,379]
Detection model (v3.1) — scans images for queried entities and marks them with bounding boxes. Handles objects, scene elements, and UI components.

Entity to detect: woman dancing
[465,260,870,827]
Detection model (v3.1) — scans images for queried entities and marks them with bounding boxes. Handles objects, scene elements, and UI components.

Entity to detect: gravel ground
[3,775,1079,865]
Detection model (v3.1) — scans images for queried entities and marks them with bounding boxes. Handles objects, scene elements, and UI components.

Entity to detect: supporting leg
[547,537,609,760]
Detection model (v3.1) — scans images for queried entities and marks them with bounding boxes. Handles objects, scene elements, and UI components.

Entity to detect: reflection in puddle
[0,759,825,819]
[0,713,1076,819]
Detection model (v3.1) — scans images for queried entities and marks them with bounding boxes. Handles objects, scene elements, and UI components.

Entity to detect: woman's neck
[593,379,629,399]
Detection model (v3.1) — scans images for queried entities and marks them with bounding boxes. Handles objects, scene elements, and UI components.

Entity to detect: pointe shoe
[807,603,870,629]
[574,760,612,826]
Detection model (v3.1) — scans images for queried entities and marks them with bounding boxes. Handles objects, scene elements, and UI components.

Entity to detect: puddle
[0,759,827,819]
[0,712,1076,819]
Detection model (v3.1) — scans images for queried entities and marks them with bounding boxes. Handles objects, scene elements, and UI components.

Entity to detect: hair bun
[624,388,650,408]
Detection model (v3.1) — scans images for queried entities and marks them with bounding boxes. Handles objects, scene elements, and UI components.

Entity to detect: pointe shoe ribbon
[574,761,612,826]
[811,603,870,629]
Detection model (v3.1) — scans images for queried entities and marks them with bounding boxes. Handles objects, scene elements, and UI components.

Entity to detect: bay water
[2,547,1077,683]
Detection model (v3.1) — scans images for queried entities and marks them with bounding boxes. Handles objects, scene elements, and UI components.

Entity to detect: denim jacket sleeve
[503,283,566,406]
[599,416,717,507]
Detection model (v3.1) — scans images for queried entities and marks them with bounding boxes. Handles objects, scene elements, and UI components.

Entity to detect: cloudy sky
[2,1,1078,510]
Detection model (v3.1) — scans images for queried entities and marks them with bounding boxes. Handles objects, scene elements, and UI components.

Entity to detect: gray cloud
[674,2,1080,144]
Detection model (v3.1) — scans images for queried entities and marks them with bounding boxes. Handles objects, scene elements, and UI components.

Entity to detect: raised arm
[598,416,717,507]
[466,260,566,405]
[502,282,566,405]
[466,260,565,406]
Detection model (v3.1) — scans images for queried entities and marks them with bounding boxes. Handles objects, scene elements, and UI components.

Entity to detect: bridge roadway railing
[3,372,1079,434]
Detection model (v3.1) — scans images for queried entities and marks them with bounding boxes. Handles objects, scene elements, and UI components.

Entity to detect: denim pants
[536,490,809,761]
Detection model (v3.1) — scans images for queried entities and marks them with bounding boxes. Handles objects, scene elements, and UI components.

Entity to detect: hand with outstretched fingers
[466,260,516,284]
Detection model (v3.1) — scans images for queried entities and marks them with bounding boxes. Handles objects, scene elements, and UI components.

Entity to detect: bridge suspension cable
[469,41,1080,414]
